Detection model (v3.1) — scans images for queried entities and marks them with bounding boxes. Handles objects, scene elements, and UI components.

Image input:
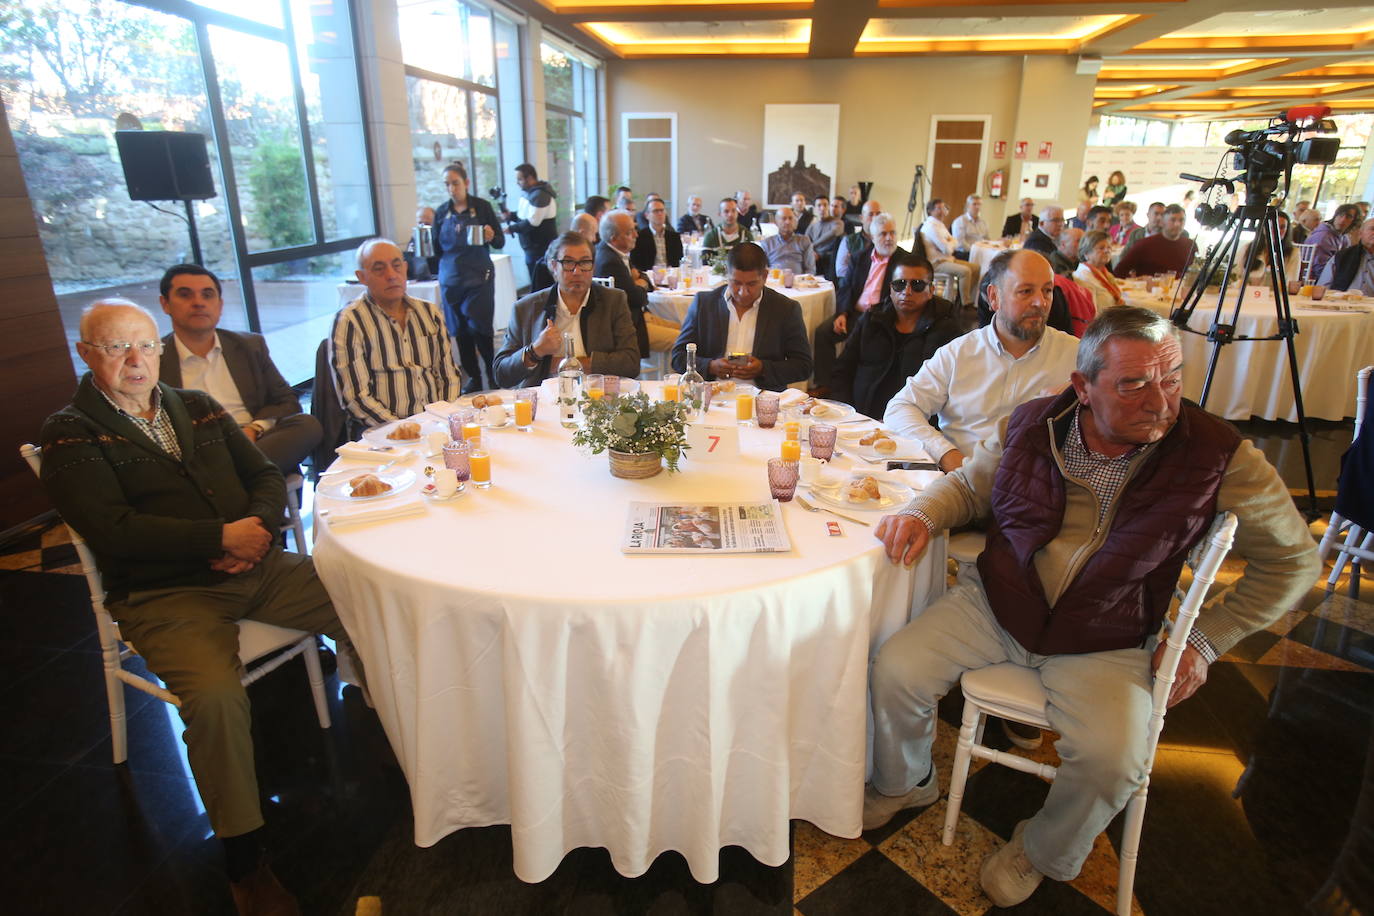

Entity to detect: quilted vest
[977,390,1241,655]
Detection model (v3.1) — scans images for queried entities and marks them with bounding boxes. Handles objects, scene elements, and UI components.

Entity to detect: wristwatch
[523,344,538,367]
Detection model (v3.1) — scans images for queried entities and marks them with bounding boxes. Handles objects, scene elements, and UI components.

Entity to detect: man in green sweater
[39,300,349,915]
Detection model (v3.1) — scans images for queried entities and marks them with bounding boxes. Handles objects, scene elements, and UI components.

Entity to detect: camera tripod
[1170,201,1318,514]
[902,164,926,240]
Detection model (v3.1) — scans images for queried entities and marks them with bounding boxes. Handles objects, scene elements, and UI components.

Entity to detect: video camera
[1220,105,1340,206]
[487,185,509,212]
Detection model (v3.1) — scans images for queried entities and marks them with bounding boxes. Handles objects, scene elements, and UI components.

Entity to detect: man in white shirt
[951,194,989,257]
[761,206,816,275]
[885,249,1079,472]
[158,264,322,475]
[920,198,977,302]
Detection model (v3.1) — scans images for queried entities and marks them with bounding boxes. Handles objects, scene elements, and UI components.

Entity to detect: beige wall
[605,55,1097,233]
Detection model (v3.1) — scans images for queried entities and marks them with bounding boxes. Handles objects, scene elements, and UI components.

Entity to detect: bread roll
[874,437,897,455]
[386,421,422,440]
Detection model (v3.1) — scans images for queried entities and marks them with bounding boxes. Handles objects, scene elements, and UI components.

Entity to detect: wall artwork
[762,104,839,207]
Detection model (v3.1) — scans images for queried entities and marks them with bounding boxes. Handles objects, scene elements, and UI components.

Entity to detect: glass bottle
[557,332,583,428]
[680,342,706,419]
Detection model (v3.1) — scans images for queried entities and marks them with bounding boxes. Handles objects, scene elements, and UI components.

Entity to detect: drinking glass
[736,389,754,426]
[585,374,605,401]
[767,458,799,502]
[514,390,536,431]
[470,447,492,488]
[662,373,682,402]
[442,440,471,485]
[603,375,621,398]
[809,423,837,461]
[755,391,780,429]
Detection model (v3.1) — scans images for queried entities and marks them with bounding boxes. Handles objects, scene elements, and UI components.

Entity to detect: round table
[312,383,945,882]
[970,239,1016,276]
[1125,286,1374,421]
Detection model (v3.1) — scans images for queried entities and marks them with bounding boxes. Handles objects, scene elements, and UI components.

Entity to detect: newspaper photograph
[622,502,793,554]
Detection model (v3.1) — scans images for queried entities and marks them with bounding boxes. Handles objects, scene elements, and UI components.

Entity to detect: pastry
[349,473,393,498]
[386,421,422,441]
[845,475,882,503]
[873,437,898,455]
[810,403,834,419]
[859,429,891,446]
[471,394,489,409]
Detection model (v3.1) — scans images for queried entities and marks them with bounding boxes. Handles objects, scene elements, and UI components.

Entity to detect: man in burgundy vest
[864,306,1318,907]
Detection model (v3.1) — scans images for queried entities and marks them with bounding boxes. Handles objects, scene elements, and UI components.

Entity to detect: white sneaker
[980,819,1044,907]
[862,769,939,831]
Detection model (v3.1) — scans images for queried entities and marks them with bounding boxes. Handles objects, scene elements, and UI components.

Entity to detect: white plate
[317,468,417,502]
[363,418,442,446]
[481,416,516,431]
[802,399,855,422]
[456,390,512,409]
[706,381,756,403]
[808,474,915,512]
[421,482,464,502]
[853,434,923,461]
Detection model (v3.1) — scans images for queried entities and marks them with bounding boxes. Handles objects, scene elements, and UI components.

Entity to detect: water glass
[514,389,537,431]
[809,423,838,462]
[767,458,800,502]
[755,391,780,428]
[603,375,621,398]
[442,440,471,484]
[449,408,477,442]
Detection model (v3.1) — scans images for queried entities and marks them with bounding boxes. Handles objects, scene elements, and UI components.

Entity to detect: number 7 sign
[684,423,740,461]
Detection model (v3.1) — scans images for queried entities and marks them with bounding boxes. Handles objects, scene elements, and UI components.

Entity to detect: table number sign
[685,423,740,461]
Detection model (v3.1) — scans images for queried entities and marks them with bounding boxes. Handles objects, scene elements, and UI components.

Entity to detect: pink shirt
[859,252,891,308]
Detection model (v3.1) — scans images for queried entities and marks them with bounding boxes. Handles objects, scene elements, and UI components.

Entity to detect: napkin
[777,388,807,407]
[425,400,457,419]
[336,442,412,461]
[320,500,425,528]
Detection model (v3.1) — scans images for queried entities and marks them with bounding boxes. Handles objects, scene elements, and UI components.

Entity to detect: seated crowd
[34,169,1340,914]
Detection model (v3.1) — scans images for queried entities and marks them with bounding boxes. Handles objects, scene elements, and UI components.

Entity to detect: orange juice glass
[780,438,801,462]
[514,397,533,429]
[470,449,491,488]
[783,420,800,440]
[736,391,754,425]
[663,373,681,402]
[462,421,482,444]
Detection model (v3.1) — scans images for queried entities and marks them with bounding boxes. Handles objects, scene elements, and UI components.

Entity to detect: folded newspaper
[623,501,792,554]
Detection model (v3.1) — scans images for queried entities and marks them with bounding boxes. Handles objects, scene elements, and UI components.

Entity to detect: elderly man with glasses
[39,299,358,914]
[494,231,641,387]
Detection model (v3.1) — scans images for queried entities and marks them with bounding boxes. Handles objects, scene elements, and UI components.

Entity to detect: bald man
[39,300,354,912]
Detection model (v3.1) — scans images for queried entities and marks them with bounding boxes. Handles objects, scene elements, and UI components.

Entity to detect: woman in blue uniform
[434,161,505,392]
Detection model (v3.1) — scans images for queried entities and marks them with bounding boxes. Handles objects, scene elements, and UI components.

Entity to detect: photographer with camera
[502,163,559,283]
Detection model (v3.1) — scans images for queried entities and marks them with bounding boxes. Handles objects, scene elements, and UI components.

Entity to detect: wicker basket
[608,449,663,479]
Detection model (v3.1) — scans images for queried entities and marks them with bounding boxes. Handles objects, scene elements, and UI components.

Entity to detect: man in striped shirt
[331,238,463,436]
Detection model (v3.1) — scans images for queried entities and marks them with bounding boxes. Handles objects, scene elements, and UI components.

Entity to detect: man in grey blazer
[493,232,641,387]
[159,264,322,474]
[670,242,813,391]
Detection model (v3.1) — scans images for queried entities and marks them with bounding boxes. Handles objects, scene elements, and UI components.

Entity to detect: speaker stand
[183,199,204,266]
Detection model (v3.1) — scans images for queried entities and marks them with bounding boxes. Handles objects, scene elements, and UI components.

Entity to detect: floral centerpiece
[571,391,691,478]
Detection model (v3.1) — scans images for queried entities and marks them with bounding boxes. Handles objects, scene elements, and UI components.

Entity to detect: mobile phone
[887,460,940,472]
[727,352,749,364]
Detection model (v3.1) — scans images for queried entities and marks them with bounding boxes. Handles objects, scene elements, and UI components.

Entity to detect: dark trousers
[812,318,850,388]
[443,282,496,392]
[253,413,323,476]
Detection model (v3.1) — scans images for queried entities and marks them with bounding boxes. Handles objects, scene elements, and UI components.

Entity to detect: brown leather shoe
[230,862,302,916]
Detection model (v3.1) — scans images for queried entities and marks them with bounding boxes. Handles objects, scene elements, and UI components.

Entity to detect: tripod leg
[1265,209,1319,515]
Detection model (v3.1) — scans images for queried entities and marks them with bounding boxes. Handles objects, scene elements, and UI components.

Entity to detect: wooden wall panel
[0,104,81,530]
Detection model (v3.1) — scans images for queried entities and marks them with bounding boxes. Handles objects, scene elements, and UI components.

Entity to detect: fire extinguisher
[987,168,1006,200]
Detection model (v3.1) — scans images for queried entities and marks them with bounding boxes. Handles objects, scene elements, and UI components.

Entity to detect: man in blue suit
[670,242,813,391]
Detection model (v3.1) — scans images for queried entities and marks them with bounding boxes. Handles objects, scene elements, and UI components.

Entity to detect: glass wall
[0,0,377,378]
[541,38,599,228]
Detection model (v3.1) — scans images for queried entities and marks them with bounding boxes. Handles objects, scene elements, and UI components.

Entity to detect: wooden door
[930,120,985,225]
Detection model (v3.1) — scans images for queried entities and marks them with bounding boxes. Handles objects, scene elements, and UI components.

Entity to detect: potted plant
[571,391,690,478]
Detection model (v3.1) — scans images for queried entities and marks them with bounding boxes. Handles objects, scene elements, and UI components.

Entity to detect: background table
[312,384,944,882]
[647,279,837,352]
[1126,287,1374,421]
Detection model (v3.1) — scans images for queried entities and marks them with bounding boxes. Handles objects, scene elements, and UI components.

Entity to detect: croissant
[387,421,422,441]
[471,394,489,409]
[349,474,393,498]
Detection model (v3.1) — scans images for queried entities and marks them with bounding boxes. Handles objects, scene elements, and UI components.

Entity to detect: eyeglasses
[82,339,162,358]
[554,258,596,272]
[889,278,930,293]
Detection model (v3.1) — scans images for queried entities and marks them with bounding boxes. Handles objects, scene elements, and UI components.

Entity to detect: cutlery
[795,494,870,526]
[320,459,398,478]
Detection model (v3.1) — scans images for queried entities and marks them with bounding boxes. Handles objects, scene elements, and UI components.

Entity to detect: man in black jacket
[1000,197,1040,239]
[596,210,654,358]
[1022,206,1065,259]
[503,163,558,281]
[677,195,713,234]
[670,243,812,391]
[813,212,907,395]
[631,197,684,271]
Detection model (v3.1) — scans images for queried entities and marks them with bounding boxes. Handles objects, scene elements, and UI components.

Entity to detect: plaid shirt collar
[95,384,182,461]
[1061,404,1151,525]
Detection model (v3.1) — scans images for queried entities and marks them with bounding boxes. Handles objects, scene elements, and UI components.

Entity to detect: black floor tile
[797,850,955,915]
[0,638,63,690]
[0,753,67,819]
[113,832,237,916]
[0,568,95,650]
[1225,628,1281,663]
[0,763,209,915]
[1286,614,1374,668]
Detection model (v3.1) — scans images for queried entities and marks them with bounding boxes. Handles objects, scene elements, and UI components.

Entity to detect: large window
[0,0,377,378]
[541,38,599,229]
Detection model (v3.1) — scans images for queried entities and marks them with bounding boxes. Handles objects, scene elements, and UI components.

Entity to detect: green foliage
[571,391,691,472]
[245,139,310,248]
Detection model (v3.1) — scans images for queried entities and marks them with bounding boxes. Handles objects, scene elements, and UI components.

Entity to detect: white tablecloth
[312,382,944,882]
[970,240,1015,276]
[647,280,837,350]
[1126,287,1374,421]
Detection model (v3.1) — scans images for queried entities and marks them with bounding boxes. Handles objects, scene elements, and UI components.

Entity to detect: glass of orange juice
[780,438,801,462]
[514,390,535,431]
[662,373,681,402]
[585,374,604,401]
[736,389,754,425]
[470,447,491,488]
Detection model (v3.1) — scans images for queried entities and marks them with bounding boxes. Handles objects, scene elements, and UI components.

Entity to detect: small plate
[363,418,442,446]
[809,473,915,512]
[421,483,464,502]
[482,416,516,431]
[802,399,855,422]
[707,381,757,403]
[457,390,513,409]
[853,434,922,461]
[317,468,417,502]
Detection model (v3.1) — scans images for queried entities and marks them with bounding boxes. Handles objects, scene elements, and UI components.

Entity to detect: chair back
[1355,365,1371,439]
[592,276,615,289]
[310,338,350,479]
